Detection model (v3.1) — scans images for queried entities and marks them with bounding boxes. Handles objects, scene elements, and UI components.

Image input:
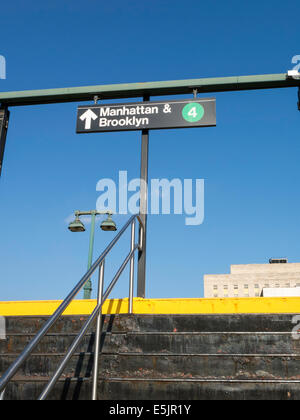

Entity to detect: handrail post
[92,260,105,400]
[129,220,136,314]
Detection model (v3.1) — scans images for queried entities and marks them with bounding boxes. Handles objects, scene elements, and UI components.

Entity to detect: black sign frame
[76,98,216,134]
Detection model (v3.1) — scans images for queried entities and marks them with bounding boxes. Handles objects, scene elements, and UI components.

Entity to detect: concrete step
[97,332,300,354]
[1,332,299,355]
[0,333,96,354]
[4,314,298,334]
[2,377,300,400]
[0,353,95,378]
[123,314,298,333]
[2,352,300,381]
[97,378,300,400]
[1,377,92,400]
[4,316,91,335]
[99,353,300,380]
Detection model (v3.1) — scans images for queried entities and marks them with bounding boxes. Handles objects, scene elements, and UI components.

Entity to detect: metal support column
[0,106,10,177]
[137,96,149,298]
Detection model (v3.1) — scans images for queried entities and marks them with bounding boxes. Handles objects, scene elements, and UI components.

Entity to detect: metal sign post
[137,96,150,298]
[0,107,10,177]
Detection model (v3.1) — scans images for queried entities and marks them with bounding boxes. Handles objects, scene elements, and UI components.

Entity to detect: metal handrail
[0,214,144,400]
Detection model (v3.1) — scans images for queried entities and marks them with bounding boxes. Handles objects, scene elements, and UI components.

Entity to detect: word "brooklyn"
[99,116,149,128]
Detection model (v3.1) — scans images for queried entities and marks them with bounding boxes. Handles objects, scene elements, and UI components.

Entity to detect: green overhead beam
[0,73,299,107]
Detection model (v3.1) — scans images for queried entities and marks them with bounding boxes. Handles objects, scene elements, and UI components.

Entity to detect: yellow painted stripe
[0,297,300,316]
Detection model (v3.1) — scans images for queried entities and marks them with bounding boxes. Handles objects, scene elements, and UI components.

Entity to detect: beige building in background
[204,262,300,298]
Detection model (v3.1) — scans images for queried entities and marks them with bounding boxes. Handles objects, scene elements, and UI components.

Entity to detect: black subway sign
[76,98,216,133]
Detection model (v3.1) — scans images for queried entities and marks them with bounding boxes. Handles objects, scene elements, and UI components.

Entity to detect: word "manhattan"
[100,105,159,117]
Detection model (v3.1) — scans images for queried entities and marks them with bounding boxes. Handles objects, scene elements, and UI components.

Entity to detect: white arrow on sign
[80,109,98,130]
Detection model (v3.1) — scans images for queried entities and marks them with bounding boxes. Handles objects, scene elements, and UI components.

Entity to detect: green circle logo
[182,103,205,123]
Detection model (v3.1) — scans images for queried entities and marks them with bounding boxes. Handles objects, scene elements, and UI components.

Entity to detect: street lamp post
[68,210,117,299]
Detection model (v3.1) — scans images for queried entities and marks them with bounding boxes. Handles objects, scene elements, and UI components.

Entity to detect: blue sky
[0,0,299,301]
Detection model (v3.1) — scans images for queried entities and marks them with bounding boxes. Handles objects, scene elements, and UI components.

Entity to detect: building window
[213,285,218,290]
[255,284,259,289]
[244,285,249,289]
[224,285,228,290]
[285,283,290,288]
[213,294,218,298]
[297,283,300,288]
[275,284,280,288]
[234,285,238,290]
[264,284,269,288]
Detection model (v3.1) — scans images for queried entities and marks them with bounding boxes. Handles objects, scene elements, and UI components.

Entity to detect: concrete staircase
[1,314,300,400]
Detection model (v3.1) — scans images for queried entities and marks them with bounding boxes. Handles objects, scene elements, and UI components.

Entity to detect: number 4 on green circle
[182,103,205,123]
